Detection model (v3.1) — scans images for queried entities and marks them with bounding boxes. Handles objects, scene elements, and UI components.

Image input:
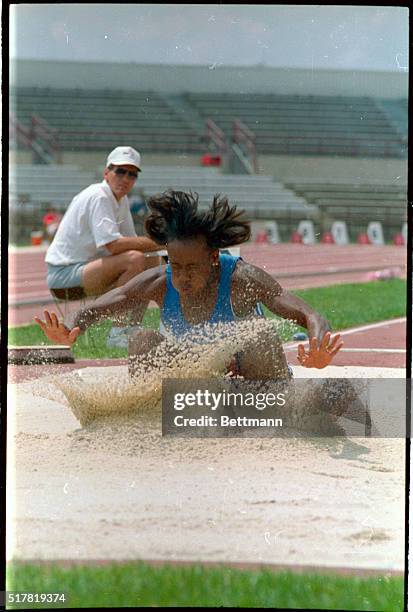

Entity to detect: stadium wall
[10,59,407,99]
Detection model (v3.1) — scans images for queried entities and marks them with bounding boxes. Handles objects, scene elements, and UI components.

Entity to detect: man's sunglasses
[112,167,139,179]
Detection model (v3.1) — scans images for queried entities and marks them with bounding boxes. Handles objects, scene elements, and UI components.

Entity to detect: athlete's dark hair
[144,190,251,248]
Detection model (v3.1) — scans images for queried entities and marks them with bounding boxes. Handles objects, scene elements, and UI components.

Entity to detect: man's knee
[125,250,146,272]
[144,255,161,270]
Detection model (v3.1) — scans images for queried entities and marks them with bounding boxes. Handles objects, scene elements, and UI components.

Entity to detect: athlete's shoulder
[232,258,260,282]
[232,259,283,297]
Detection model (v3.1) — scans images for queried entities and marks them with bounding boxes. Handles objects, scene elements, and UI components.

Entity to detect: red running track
[8,244,406,326]
[284,318,406,368]
[7,244,407,371]
[8,318,406,384]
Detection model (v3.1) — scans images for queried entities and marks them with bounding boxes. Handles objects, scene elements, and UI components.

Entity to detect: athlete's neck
[181,263,220,306]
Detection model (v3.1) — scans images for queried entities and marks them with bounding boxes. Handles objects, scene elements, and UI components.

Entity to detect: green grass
[8,280,406,360]
[6,562,404,610]
[293,279,406,331]
[7,310,161,360]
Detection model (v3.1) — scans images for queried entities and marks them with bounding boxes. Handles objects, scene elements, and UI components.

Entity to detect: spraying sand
[7,318,405,570]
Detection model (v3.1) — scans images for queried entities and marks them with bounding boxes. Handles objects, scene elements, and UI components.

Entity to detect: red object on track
[357,233,370,245]
[321,232,335,244]
[290,231,303,244]
[393,233,405,246]
[255,231,269,244]
[30,232,43,246]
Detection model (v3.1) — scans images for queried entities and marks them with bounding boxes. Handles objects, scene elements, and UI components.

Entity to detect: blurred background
[9,4,408,245]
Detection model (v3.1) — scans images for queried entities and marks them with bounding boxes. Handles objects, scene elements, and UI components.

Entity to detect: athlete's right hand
[34,310,81,347]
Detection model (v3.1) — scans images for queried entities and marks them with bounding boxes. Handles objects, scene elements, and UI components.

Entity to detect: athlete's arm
[35,267,166,345]
[236,261,343,367]
[73,266,165,330]
[236,261,329,338]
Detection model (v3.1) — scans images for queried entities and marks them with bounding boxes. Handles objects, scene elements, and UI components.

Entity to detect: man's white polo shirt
[46,180,137,266]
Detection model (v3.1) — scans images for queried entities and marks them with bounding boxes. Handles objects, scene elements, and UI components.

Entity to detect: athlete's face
[104,164,138,201]
[167,237,219,298]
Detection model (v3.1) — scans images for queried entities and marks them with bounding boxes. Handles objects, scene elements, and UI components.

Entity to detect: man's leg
[236,325,290,380]
[82,251,161,297]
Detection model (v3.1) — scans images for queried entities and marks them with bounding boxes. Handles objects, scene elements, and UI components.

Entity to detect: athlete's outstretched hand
[34,310,81,347]
[297,331,343,369]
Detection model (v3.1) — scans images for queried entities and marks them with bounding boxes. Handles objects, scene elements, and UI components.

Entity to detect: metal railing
[9,114,33,148]
[232,119,258,173]
[30,115,62,162]
[10,113,62,163]
[205,119,228,157]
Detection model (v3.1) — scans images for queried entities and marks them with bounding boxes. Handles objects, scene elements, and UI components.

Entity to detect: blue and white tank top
[161,253,264,338]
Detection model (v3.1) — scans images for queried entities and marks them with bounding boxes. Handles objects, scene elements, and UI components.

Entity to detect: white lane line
[334,348,405,354]
[9,292,54,302]
[338,318,406,336]
[284,318,406,349]
[9,246,48,253]
[285,347,405,354]
[8,281,48,290]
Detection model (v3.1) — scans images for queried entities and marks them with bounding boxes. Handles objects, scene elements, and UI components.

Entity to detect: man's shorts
[47,262,86,290]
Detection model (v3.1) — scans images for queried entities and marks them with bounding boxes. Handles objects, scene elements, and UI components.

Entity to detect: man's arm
[105,236,163,255]
[89,194,163,255]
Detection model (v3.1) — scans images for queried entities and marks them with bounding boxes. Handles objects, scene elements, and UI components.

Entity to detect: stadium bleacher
[9,164,317,243]
[11,162,406,244]
[10,88,407,159]
[9,164,97,207]
[137,166,317,219]
[9,83,407,245]
[284,178,407,240]
[376,98,408,141]
[10,165,316,213]
[185,93,407,158]
[10,87,203,153]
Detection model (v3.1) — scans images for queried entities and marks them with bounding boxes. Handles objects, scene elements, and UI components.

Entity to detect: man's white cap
[106,146,142,171]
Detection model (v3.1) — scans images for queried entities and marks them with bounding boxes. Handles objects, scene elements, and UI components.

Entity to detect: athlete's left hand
[297,331,343,369]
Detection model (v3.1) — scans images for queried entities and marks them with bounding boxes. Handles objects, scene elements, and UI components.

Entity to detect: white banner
[402,222,407,245]
[297,220,316,245]
[331,221,349,245]
[367,222,384,246]
[265,221,280,244]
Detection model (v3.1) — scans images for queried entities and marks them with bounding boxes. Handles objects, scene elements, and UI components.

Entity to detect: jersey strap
[161,253,264,336]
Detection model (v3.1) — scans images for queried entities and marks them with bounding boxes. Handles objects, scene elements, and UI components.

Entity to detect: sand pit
[7,358,405,571]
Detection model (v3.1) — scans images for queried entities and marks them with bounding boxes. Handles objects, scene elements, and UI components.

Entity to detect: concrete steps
[9,164,316,216]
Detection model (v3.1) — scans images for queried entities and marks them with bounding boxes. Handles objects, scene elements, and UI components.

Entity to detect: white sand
[7,360,405,570]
